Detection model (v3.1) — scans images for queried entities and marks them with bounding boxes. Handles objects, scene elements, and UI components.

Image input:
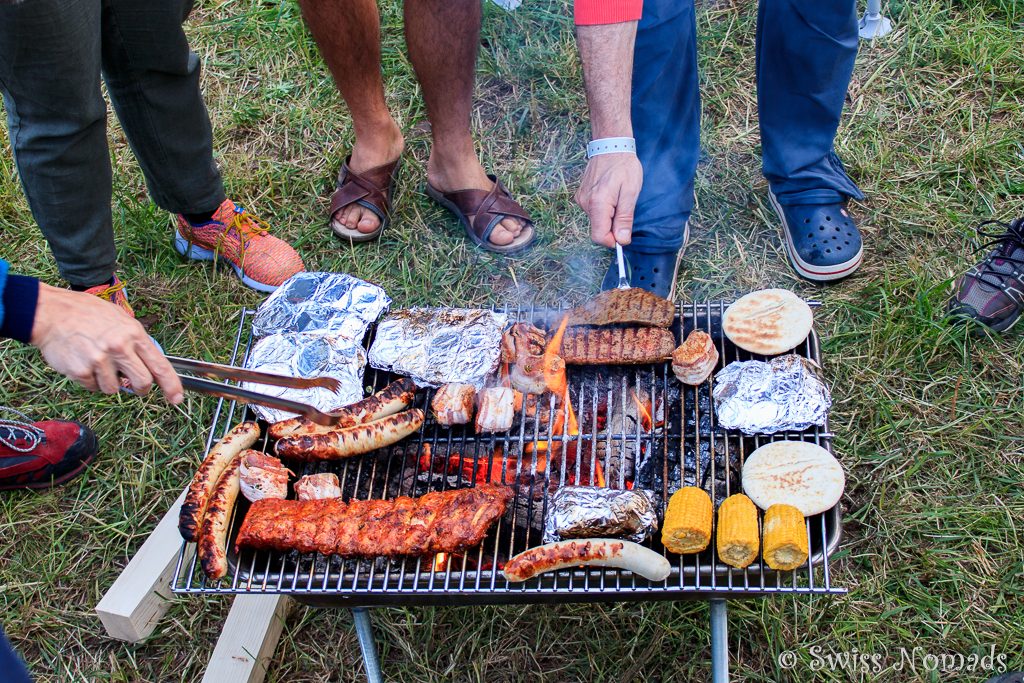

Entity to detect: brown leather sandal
[426,175,536,255]
[329,155,401,242]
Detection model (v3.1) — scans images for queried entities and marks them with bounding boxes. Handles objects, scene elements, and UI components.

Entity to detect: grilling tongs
[167,356,344,427]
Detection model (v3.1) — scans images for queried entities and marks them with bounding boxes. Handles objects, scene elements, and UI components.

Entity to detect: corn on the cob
[716,494,759,568]
[661,487,713,554]
[762,504,808,571]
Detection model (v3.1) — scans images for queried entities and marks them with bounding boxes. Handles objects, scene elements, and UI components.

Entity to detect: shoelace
[0,406,43,453]
[966,218,1024,291]
[207,206,271,267]
[226,206,269,248]
[93,278,126,303]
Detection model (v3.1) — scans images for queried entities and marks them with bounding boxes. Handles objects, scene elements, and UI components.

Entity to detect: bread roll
[722,289,813,355]
[671,330,719,385]
[741,441,844,516]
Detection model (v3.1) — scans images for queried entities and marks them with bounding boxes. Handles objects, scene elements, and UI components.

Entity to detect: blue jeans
[629,0,864,254]
[0,626,32,683]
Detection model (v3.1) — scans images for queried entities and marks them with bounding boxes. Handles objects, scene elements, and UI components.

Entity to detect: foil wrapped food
[543,486,659,544]
[712,354,831,435]
[242,333,366,424]
[251,271,391,341]
[368,308,508,387]
[243,272,390,423]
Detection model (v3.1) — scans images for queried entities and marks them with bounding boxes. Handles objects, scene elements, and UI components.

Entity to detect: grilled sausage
[503,539,672,582]
[275,409,425,461]
[198,455,242,580]
[178,422,260,542]
[268,378,418,440]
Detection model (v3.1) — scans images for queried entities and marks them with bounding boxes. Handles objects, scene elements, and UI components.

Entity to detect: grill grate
[172,303,845,605]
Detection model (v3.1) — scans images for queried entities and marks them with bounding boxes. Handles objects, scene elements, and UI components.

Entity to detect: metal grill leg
[859,0,893,39]
[710,599,729,683]
[351,608,383,683]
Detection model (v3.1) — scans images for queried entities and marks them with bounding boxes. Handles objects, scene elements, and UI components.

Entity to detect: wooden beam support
[202,595,294,683]
[95,490,190,643]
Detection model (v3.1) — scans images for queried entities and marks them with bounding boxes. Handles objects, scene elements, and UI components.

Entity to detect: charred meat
[560,326,676,365]
[236,484,512,557]
[568,289,674,328]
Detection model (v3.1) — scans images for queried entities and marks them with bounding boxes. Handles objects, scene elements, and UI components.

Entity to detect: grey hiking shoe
[948,218,1024,333]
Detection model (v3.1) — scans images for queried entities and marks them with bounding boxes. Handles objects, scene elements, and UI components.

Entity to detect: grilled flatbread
[741,441,844,516]
[722,289,813,355]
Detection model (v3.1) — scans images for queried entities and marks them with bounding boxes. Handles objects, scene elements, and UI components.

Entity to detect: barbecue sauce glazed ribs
[235,484,512,557]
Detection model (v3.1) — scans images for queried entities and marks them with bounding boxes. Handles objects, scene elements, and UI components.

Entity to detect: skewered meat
[475,387,515,433]
[568,289,675,328]
[294,473,342,500]
[431,383,476,425]
[275,409,425,461]
[236,484,512,557]
[239,450,293,502]
[560,327,676,365]
[269,378,417,440]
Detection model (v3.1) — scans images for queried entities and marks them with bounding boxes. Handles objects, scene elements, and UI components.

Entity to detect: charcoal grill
[172,302,845,682]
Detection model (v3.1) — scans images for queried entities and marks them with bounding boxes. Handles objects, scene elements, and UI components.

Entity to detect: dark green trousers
[0,0,225,286]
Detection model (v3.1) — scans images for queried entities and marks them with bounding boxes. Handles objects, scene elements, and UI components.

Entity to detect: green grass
[2,0,1024,681]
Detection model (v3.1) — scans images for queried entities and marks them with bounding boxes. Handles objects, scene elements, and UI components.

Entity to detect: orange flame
[631,390,654,432]
[543,315,569,396]
[433,553,448,572]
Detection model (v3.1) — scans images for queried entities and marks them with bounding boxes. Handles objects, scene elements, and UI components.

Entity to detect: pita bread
[741,441,844,516]
[722,289,813,355]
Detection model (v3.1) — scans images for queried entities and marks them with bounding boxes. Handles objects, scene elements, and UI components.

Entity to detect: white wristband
[587,137,636,159]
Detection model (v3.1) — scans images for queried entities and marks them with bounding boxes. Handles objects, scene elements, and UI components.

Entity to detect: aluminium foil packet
[368,308,508,388]
[243,272,391,423]
[712,354,831,435]
[543,486,660,544]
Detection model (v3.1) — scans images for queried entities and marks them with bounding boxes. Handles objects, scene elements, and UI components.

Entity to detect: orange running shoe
[174,199,304,293]
[84,274,135,317]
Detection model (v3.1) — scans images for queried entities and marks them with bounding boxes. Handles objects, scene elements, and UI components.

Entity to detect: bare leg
[297,0,404,234]
[404,0,526,246]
